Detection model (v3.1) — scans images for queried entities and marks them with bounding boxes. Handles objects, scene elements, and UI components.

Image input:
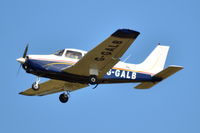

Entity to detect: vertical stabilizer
[135,45,169,75]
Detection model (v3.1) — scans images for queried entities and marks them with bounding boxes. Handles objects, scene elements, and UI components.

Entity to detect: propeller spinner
[16,44,29,64]
[16,44,29,75]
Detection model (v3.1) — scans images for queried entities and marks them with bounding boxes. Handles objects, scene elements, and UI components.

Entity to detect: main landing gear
[31,77,40,91]
[59,92,70,103]
[88,75,99,89]
[89,75,98,85]
[30,75,98,103]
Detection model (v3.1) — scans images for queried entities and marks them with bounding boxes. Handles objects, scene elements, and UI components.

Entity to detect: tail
[135,44,169,75]
[133,44,183,89]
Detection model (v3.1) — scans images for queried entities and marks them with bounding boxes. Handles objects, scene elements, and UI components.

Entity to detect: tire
[59,93,69,103]
[32,82,40,91]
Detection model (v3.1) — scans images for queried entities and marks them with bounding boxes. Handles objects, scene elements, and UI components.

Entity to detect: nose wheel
[31,77,40,91]
[32,82,40,90]
[59,92,69,103]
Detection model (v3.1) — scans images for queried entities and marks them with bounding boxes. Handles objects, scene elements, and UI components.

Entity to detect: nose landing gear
[31,77,40,91]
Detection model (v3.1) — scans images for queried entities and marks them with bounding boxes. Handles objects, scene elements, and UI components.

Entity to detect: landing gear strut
[32,77,40,91]
[89,75,98,85]
[59,92,69,103]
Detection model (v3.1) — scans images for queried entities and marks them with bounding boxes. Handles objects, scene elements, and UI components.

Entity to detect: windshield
[65,50,82,59]
[54,49,64,56]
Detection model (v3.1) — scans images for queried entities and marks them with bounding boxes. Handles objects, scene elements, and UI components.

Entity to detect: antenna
[123,54,131,62]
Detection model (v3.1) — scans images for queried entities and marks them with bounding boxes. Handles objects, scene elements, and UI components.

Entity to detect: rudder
[134,44,169,75]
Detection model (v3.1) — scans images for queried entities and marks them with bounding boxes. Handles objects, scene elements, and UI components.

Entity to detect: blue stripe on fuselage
[27,59,152,81]
[27,59,72,72]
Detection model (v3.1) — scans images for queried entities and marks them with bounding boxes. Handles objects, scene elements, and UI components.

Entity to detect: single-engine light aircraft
[16,29,183,103]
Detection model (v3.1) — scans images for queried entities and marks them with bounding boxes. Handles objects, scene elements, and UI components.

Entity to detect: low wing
[63,29,140,78]
[19,79,88,96]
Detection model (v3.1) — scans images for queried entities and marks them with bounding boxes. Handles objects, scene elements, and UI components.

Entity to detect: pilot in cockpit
[65,50,82,59]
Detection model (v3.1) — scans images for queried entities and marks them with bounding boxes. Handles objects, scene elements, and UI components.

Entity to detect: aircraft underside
[26,66,157,85]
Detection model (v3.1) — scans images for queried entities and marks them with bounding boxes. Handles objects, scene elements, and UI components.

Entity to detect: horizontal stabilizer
[134,82,159,89]
[134,65,183,89]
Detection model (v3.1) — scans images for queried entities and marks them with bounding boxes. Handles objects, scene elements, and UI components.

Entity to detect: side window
[54,50,64,56]
[65,50,82,59]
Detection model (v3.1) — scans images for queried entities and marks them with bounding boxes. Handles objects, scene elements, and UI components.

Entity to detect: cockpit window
[54,49,64,56]
[65,50,82,59]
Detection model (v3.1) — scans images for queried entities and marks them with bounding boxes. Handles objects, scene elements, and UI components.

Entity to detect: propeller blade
[17,64,22,76]
[17,44,29,76]
[23,44,29,58]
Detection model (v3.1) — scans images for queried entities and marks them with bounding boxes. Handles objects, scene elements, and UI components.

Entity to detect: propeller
[17,44,29,75]
[23,44,29,58]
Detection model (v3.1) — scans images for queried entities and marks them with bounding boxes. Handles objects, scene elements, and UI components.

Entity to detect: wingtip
[19,92,24,95]
[169,65,184,69]
[19,91,34,96]
[112,29,140,39]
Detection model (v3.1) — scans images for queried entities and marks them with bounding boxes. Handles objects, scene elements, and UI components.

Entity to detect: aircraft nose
[16,57,26,64]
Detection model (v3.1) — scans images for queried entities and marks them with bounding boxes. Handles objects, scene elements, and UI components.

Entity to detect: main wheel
[89,75,97,85]
[59,93,69,103]
[32,82,40,91]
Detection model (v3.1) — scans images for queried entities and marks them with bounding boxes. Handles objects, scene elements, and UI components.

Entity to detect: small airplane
[16,29,183,103]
